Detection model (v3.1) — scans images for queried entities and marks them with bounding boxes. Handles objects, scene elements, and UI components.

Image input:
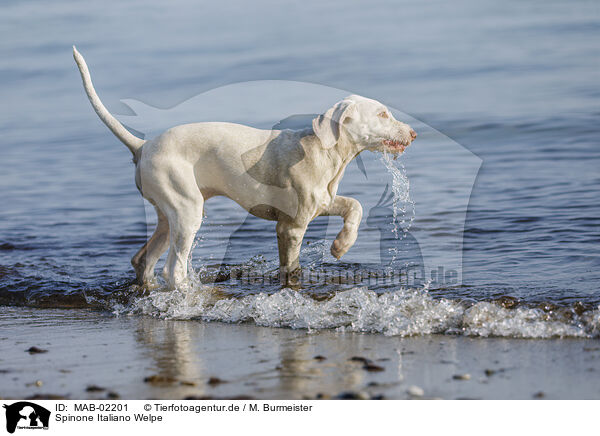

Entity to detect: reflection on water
[130,313,375,398]
[134,317,207,397]
[2,307,599,399]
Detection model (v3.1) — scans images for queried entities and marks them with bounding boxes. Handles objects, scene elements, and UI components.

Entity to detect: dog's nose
[410,129,417,140]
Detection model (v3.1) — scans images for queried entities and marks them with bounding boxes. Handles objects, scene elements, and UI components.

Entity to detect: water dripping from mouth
[379,152,416,262]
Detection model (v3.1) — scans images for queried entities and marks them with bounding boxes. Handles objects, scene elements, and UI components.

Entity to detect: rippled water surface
[0,0,598,338]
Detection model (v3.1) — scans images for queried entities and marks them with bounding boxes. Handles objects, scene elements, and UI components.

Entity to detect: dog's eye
[378,111,389,119]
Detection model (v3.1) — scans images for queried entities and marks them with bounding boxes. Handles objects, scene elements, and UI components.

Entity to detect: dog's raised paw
[331,239,349,259]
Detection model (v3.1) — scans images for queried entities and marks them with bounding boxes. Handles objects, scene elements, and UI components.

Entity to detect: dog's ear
[312,99,356,149]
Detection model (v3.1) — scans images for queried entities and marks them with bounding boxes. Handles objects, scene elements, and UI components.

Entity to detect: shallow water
[0,0,599,338]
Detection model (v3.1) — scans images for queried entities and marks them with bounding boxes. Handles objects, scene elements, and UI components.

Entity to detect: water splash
[379,152,416,259]
[115,284,600,339]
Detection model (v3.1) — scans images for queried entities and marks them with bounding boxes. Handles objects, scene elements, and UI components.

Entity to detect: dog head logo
[2,402,50,434]
[115,80,481,287]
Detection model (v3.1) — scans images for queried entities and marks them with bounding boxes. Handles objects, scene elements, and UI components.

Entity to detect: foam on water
[115,283,600,339]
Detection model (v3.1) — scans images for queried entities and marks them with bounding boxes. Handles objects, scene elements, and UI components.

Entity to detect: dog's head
[312,95,417,153]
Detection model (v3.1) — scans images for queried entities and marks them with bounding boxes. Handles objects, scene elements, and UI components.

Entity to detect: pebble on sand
[453,373,471,380]
[363,363,385,372]
[184,395,255,400]
[349,356,371,364]
[336,391,370,400]
[143,375,177,385]
[86,385,105,392]
[208,377,227,386]
[407,386,424,397]
[26,394,68,400]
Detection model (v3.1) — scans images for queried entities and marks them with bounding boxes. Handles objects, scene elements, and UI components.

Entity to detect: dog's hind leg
[131,207,170,284]
[160,191,204,289]
[320,195,363,259]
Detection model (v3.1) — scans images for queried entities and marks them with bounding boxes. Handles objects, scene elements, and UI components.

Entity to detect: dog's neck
[306,128,363,168]
[304,128,361,162]
[302,130,362,200]
[338,130,364,159]
[330,128,363,169]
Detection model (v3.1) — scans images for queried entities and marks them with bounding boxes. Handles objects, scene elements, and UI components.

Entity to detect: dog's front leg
[276,219,307,285]
[321,195,363,259]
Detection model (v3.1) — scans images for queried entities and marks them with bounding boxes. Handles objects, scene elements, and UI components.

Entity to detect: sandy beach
[1,0,599,410]
[1,306,599,400]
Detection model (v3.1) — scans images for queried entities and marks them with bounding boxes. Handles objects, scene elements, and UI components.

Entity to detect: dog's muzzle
[382,129,416,153]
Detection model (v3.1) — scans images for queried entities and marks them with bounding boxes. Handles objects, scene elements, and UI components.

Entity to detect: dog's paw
[330,230,357,259]
[330,239,346,259]
[142,276,162,289]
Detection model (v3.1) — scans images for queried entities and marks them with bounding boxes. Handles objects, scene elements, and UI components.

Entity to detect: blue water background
[0,0,598,309]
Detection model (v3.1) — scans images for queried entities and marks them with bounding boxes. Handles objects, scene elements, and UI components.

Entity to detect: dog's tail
[72,46,144,157]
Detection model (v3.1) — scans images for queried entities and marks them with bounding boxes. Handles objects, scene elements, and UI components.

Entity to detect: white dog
[73,47,417,288]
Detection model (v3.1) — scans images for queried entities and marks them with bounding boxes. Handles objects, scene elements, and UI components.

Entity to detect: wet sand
[1,306,599,400]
